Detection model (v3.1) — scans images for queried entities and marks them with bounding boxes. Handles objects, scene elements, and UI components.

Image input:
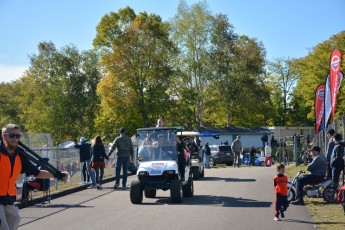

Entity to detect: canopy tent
[199,130,220,139]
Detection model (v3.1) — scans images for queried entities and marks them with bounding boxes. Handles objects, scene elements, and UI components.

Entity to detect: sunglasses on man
[5,133,21,139]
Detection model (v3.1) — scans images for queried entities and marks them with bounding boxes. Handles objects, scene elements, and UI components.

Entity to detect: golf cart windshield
[136,128,180,163]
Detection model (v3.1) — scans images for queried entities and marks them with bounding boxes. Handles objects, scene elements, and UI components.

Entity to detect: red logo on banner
[331,55,341,72]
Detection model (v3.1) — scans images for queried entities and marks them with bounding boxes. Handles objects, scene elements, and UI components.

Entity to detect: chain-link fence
[17,146,116,196]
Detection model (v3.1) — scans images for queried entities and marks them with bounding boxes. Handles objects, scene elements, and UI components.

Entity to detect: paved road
[19,166,315,230]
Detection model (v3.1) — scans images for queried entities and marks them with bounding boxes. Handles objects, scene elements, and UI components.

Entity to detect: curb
[16,176,117,209]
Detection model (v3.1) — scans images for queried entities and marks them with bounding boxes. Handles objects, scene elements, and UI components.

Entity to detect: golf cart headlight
[138,171,148,176]
[165,170,175,175]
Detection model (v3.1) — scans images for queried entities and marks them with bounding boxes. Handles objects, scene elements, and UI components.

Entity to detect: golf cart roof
[137,126,185,132]
[177,131,199,137]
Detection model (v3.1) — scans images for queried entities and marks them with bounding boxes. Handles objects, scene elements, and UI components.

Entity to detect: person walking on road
[90,136,109,190]
[107,128,134,189]
[75,137,97,188]
[231,135,242,168]
[273,164,289,221]
[203,142,211,168]
[0,124,68,230]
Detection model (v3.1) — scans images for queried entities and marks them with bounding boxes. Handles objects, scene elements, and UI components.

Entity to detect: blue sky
[0,0,344,82]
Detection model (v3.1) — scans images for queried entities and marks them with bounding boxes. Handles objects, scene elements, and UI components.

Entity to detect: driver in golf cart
[138,132,177,161]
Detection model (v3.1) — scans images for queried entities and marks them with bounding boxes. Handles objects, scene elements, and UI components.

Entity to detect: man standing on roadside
[107,128,134,189]
[326,129,335,178]
[0,124,67,229]
[330,133,345,186]
[74,137,97,188]
[231,135,242,168]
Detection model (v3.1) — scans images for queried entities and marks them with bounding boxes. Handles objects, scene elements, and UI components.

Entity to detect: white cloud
[0,64,27,83]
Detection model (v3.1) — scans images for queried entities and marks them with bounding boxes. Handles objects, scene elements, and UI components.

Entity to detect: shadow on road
[155,195,272,207]
[225,178,256,182]
[283,218,344,225]
[202,177,256,182]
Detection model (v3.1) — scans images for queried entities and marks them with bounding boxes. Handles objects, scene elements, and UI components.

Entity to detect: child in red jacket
[273,164,289,221]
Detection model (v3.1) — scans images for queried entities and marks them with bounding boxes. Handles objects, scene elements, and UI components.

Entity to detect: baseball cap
[308,146,321,152]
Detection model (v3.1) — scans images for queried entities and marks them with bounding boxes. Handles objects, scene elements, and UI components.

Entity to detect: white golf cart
[177,131,204,180]
[130,126,194,204]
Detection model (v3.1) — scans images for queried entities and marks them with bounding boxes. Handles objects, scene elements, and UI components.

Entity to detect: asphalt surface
[18,166,316,230]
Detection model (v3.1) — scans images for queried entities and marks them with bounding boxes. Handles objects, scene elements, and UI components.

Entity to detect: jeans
[250,155,255,166]
[0,204,21,230]
[332,166,343,185]
[85,159,96,186]
[81,162,90,182]
[275,194,288,217]
[234,152,241,167]
[116,156,130,186]
[204,155,210,168]
[94,166,104,184]
[295,174,324,200]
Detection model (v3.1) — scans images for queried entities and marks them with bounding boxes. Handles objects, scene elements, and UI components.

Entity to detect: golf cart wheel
[183,176,194,197]
[130,180,143,204]
[323,187,337,203]
[170,179,183,203]
[144,189,157,198]
[287,183,296,202]
[192,167,200,180]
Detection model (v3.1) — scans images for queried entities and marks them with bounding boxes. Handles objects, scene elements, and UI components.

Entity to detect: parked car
[209,145,234,166]
[242,153,274,166]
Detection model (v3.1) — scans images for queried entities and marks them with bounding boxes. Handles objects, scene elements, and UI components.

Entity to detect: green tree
[268,57,299,125]
[293,31,345,123]
[17,42,101,143]
[0,82,22,126]
[170,0,212,127]
[93,7,177,134]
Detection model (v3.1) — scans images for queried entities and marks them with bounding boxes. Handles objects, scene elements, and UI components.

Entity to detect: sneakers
[87,185,97,189]
[80,181,88,185]
[290,199,305,205]
[113,184,119,189]
[281,212,285,218]
[97,184,103,190]
[274,216,280,221]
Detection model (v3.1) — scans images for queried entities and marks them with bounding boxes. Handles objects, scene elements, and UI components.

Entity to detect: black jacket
[75,141,91,162]
[90,144,109,163]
